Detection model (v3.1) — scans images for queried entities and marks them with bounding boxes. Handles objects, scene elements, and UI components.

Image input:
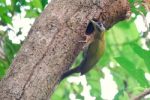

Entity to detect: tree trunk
[0,0,129,99]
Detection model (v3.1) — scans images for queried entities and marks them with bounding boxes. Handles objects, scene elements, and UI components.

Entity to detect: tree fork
[0,0,129,99]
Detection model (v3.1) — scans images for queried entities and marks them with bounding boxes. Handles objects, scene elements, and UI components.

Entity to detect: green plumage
[80,33,105,74]
[60,20,106,80]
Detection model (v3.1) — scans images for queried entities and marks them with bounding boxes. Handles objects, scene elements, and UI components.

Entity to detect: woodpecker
[61,19,106,80]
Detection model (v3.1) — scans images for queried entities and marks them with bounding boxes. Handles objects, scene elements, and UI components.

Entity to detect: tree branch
[0,0,130,99]
[132,88,150,100]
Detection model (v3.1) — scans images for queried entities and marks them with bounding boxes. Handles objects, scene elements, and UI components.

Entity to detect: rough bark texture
[0,0,129,100]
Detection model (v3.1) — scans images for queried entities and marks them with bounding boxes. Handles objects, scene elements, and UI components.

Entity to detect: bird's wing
[82,43,90,57]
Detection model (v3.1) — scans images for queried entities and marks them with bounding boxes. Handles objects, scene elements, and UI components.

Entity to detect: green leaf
[130,43,150,72]
[25,10,39,18]
[14,2,21,13]
[3,36,21,63]
[106,20,139,56]
[118,92,129,100]
[41,0,48,8]
[0,59,9,69]
[97,51,109,67]
[31,0,43,10]
[0,6,12,25]
[114,89,124,100]
[0,67,5,79]
[86,69,103,100]
[0,6,7,15]
[137,5,147,15]
[1,14,12,25]
[0,59,9,79]
[110,67,127,89]
[19,0,26,5]
[115,57,149,87]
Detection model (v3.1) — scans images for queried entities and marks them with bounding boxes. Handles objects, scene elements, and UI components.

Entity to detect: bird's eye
[97,22,102,27]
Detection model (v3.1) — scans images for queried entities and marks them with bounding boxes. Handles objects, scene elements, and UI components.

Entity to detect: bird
[60,19,106,81]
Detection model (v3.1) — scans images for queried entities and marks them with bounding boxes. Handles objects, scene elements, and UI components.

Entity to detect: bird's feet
[78,34,94,50]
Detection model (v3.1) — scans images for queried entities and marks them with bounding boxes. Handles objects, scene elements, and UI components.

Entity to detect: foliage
[0,0,48,79]
[0,0,150,100]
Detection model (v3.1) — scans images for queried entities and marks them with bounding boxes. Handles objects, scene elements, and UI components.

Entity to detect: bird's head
[90,20,105,32]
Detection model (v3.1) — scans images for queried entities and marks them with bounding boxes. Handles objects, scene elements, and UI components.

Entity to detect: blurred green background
[0,0,150,99]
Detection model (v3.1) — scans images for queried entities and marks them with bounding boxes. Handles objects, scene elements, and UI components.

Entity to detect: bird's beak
[90,20,97,26]
[90,20,99,30]
[100,25,105,32]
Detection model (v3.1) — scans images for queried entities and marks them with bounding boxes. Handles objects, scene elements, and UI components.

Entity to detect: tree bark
[0,0,129,99]
[132,88,150,100]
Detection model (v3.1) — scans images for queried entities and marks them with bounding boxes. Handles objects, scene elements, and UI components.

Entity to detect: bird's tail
[60,66,80,81]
